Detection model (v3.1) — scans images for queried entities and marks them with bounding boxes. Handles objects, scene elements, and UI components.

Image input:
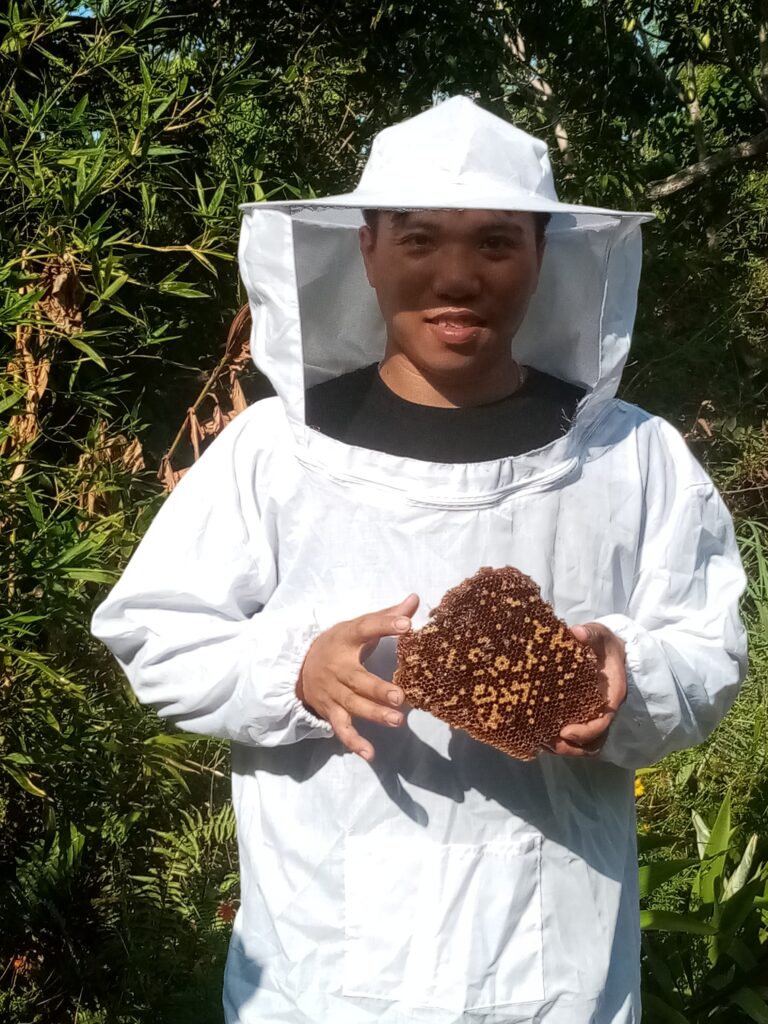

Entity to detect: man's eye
[481,235,515,251]
[402,234,432,247]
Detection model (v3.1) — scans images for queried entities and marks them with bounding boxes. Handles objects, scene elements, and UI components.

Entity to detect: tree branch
[504,29,572,164]
[721,23,768,116]
[636,23,685,105]
[646,127,768,199]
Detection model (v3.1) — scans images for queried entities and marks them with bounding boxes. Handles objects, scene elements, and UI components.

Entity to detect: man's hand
[297,594,420,761]
[547,622,628,758]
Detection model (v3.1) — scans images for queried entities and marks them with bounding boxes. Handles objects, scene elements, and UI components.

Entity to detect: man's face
[359,209,545,381]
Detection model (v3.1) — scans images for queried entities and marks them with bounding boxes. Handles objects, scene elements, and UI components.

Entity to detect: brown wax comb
[394,566,604,760]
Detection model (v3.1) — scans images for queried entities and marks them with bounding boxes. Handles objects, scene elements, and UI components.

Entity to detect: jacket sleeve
[596,418,748,770]
[91,407,333,746]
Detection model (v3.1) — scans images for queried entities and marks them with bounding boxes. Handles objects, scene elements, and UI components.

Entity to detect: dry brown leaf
[76,421,145,519]
[158,304,253,490]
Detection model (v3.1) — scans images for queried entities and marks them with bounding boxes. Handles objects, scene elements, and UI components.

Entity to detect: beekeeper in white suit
[92,96,747,1024]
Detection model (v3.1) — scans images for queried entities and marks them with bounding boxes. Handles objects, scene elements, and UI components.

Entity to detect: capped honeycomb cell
[394,566,604,760]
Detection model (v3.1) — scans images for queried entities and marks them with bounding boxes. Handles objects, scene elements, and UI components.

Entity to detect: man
[93,97,747,1024]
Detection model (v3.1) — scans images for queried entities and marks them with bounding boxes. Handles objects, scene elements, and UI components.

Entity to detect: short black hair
[362,208,551,244]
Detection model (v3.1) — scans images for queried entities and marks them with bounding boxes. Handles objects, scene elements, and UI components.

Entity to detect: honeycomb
[394,566,604,760]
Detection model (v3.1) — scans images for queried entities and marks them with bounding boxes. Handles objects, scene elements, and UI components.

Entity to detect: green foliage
[639,792,768,1023]
[1,0,766,1021]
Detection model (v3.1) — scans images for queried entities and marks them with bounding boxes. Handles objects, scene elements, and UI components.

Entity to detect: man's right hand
[297,594,420,761]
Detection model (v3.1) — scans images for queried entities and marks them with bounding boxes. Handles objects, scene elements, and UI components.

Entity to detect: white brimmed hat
[239,95,652,223]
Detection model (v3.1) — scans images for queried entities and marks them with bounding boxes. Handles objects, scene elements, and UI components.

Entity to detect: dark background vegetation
[1,1,767,1021]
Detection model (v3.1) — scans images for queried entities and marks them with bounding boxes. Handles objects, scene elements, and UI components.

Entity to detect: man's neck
[378,353,524,408]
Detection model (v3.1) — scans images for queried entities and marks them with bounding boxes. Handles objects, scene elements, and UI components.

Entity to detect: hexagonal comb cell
[394,566,604,760]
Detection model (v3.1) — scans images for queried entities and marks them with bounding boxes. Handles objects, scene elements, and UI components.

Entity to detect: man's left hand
[547,622,628,758]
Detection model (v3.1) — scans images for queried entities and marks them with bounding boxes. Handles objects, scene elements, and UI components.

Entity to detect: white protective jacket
[92,97,748,1024]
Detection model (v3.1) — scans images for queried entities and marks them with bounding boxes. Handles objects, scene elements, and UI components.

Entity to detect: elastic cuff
[281,620,334,737]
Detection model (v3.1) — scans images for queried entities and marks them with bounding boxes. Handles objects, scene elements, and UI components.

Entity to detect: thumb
[570,624,591,645]
[390,593,420,624]
[352,593,420,645]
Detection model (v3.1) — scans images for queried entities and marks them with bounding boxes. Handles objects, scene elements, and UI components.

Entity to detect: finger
[603,653,628,709]
[327,707,376,761]
[349,593,420,645]
[330,679,405,728]
[348,666,405,707]
[559,711,615,745]
[546,736,601,758]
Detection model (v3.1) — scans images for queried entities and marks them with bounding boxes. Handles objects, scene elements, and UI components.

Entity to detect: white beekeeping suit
[92,97,747,1024]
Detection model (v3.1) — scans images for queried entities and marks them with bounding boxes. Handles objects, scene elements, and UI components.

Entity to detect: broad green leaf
[642,935,683,1005]
[637,832,680,854]
[640,993,689,1024]
[639,859,696,899]
[695,791,732,904]
[723,834,758,900]
[692,810,710,859]
[640,909,716,935]
[731,987,768,1024]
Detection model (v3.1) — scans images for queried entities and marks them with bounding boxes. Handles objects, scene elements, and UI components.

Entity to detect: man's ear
[359,224,377,288]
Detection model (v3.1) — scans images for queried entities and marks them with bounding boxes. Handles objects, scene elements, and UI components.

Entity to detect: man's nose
[432,248,481,301]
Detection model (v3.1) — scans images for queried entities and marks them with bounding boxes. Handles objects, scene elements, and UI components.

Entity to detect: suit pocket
[343,834,544,1012]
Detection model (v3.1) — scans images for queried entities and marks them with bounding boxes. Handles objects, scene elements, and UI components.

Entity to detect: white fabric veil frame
[237,96,652,435]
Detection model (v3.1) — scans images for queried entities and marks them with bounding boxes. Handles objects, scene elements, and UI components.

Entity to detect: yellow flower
[634,777,645,798]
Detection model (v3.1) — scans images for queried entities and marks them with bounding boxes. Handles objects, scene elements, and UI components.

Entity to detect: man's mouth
[425,311,486,344]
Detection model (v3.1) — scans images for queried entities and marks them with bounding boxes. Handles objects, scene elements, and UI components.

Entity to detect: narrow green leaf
[3,763,47,798]
[156,279,208,299]
[640,909,716,935]
[68,336,107,370]
[71,93,88,120]
[61,567,120,584]
[101,272,130,301]
[24,485,44,529]
[50,533,100,568]
[0,388,23,415]
[145,145,185,157]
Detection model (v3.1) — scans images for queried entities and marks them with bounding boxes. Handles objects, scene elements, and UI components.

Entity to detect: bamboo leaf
[101,272,130,301]
[68,337,107,370]
[61,567,120,583]
[3,763,47,798]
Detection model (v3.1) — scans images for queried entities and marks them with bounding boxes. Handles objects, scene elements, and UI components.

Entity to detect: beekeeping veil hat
[238,96,652,435]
